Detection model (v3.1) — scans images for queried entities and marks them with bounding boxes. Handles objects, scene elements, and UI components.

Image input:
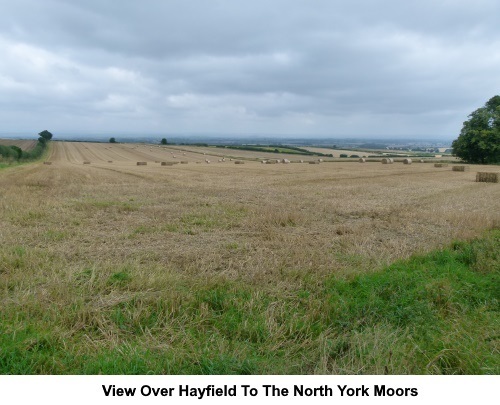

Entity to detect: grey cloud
[1,0,499,138]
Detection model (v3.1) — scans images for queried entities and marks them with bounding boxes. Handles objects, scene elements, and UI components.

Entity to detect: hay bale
[403,158,412,165]
[358,158,366,163]
[476,172,499,183]
[266,160,276,164]
[43,162,52,165]
[381,158,393,164]
[419,159,425,163]
[452,166,469,172]
[83,161,91,165]
[309,161,320,164]
[161,162,174,166]
[180,161,188,164]
[434,163,448,167]
[136,162,147,166]
[282,159,290,164]
[318,158,323,162]
[108,161,113,163]
[234,160,244,164]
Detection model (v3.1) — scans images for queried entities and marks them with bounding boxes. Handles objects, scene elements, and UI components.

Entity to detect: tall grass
[1,230,498,374]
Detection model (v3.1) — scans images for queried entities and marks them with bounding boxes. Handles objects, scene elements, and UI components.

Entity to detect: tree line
[453,96,500,164]
[0,130,53,161]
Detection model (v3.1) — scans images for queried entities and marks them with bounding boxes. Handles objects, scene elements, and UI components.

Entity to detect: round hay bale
[234,160,244,164]
[136,162,147,166]
[282,159,290,164]
[403,158,412,165]
[358,158,366,163]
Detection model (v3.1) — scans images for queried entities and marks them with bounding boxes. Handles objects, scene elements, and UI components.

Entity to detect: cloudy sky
[1,0,499,140]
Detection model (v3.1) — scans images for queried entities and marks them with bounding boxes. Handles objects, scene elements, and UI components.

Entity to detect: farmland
[0,141,499,374]
[0,139,38,151]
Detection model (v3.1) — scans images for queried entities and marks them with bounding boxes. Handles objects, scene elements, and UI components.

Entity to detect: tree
[38,130,53,141]
[109,137,116,143]
[452,95,500,164]
[160,138,168,145]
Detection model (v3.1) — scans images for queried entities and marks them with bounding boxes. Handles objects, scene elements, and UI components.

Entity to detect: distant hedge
[0,140,47,161]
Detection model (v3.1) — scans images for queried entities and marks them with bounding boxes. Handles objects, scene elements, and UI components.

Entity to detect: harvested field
[302,146,380,157]
[0,138,38,150]
[1,141,499,374]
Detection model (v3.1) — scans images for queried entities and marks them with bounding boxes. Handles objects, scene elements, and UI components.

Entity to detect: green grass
[0,230,498,374]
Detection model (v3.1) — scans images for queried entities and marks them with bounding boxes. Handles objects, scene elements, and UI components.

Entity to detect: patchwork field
[0,141,498,374]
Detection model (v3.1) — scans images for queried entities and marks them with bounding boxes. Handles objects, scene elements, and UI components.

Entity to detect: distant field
[0,139,37,150]
[0,141,498,374]
[301,146,382,157]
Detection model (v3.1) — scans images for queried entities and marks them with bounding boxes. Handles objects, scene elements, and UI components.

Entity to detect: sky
[0,0,499,140]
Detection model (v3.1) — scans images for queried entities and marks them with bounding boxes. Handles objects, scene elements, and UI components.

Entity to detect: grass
[0,230,498,374]
[0,141,499,374]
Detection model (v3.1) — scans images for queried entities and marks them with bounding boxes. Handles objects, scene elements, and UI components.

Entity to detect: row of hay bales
[261,158,323,164]
[359,158,423,164]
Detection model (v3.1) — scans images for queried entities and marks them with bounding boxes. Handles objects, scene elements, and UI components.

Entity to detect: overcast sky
[1,0,499,140]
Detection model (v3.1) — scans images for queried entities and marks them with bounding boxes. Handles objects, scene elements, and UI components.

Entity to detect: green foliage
[340,154,348,158]
[452,95,500,164]
[160,138,168,145]
[0,135,47,162]
[0,145,20,160]
[109,137,117,143]
[38,130,53,141]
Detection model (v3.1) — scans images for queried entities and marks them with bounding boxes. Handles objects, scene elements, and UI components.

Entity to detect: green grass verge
[0,230,498,374]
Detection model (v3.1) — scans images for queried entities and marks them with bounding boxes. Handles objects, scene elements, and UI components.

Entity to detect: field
[0,141,499,374]
[0,139,38,151]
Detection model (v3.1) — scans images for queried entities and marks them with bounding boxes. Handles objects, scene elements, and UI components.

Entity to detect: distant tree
[340,154,348,158]
[38,130,53,141]
[109,137,117,143]
[161,138,168,145]
[452,95,500,164]
[38,136,47,145]
[9,145,23,159]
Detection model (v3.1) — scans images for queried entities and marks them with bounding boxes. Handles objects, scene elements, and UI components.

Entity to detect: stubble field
[0,141,498,374]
